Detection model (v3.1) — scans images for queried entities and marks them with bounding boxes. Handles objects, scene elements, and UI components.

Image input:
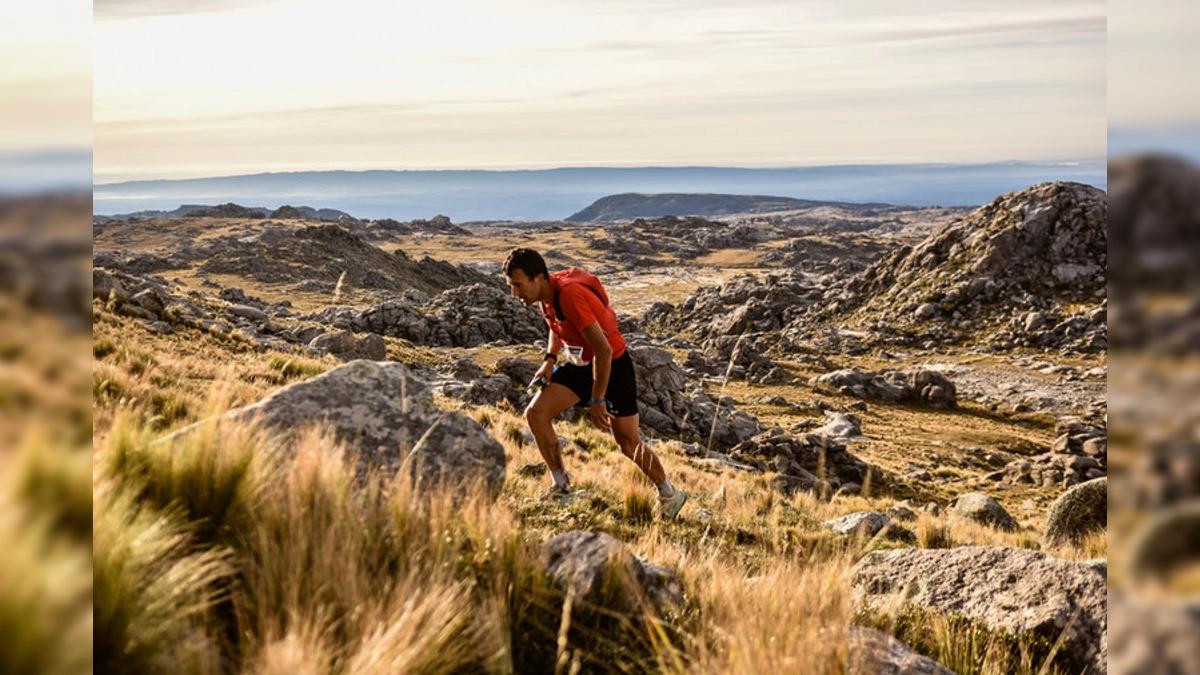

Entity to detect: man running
[502,248,687,520]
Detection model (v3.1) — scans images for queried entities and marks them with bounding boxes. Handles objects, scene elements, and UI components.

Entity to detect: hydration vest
[550,268,609,320]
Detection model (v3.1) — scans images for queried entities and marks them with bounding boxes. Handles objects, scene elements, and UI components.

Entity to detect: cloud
[94,0,284,20]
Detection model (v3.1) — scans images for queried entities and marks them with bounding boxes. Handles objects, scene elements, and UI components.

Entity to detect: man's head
[503,247,550,306]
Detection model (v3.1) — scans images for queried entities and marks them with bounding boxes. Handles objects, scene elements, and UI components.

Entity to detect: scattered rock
[846,626,955,675]
[309,329,356,354]
[1043,477,1107,549]
[814,368,957,408]
[541,530,682,616]
[629,346,765,446]
[92,269,127,301]
[228,304,268,321]
[825,512,891,538]
[731,432,874,488]
[948,492,1019,531]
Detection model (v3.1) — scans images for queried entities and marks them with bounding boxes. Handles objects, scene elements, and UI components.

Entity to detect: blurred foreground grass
[0,192,93,673]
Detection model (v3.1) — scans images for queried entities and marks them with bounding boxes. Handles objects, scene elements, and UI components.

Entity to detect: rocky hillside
[86,173,1114,675]
[790,181,1107,353]
[95,221,494,297]
[568,193,892,223]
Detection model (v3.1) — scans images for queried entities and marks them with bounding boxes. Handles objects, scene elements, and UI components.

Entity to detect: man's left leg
[611,414,665,484]
[611,415,686,518]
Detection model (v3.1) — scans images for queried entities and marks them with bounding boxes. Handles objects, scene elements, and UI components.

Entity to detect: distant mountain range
[93,161,1107,222]
[567,193,893,222]
[93,203,351,222]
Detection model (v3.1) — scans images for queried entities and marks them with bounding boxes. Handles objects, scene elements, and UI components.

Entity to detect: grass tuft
[94,338,116,359]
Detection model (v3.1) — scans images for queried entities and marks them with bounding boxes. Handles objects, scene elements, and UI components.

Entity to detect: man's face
[506,269,543,306]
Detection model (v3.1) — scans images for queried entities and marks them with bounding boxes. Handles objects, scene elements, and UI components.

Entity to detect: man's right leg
[524,383,580,479]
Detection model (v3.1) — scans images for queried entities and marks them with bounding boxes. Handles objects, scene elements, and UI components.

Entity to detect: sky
[83,0,1114,183]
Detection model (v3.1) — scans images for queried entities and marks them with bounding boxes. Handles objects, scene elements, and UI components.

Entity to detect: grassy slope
[88,218,1105,673]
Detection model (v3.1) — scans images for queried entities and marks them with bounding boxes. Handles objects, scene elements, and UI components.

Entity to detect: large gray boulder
[852,546,1107,674]
[1043,477,1107,548]
[541,530,682,616]
[629,346,764,446]
[93,269,127,301]
[846,626,954,675]
[176,360,506,496]
[949,492,1019,531]
[343,332,386,361]
[309,329,357,354]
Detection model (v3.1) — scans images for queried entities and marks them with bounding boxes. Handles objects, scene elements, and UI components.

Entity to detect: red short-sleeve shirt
[541,274,626,362]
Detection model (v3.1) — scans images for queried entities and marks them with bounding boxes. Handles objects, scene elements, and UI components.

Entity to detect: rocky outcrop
[629,347,764,447]
[268,205,314,220]
[540,530,682,615]
[93,269,128,301]
[1001,419,1106,489]
[683,335,789,384]
[815,368,957,409]
[168,360,507,496]
[322,283,544,348]
[1042,477,1107,549]
[93,249,188,275]
[196,223,494,295]
[185,203,267,219]
[349,214,471,240]
[852,547,1107,674]
[790,182,1107,353]
[643,270,824,342]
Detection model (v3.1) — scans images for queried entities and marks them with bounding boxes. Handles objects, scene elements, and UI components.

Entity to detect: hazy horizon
[91,0,1107,184]
[91,160,1109,221]
[93,156,1107,187]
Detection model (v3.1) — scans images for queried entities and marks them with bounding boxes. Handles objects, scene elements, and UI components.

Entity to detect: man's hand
[535,360,555,382]
[589,400,613,432]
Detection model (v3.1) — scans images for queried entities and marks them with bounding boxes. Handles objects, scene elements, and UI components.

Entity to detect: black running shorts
[549,351,640,418]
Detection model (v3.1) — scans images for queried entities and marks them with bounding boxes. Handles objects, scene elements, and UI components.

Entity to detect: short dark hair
[502,248,549,281]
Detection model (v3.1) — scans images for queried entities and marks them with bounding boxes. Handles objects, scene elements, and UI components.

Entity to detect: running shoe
[539,482,575,504]
[659,488,687,520]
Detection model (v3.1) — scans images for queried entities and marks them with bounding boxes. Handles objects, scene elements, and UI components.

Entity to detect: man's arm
[537,330,565,380]
[580,322,613,431]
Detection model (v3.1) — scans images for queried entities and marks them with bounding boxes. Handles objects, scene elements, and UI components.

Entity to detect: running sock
[657,478,675,499]
[551,470,570,489]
